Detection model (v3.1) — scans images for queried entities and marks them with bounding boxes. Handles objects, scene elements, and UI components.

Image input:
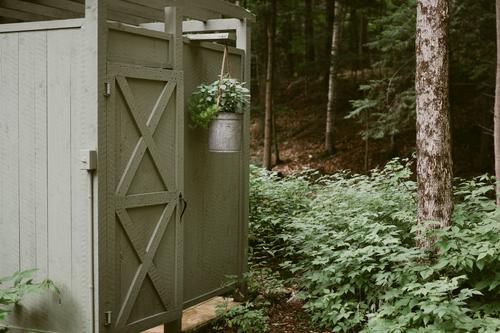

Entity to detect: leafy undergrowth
[226,159,500,333]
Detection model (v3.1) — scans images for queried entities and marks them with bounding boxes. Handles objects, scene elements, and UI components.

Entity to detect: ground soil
[199,298,330,333]
[266,300,331,333]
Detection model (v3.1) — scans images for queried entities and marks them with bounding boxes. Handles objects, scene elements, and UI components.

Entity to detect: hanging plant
[189,75,250,129]
[188,45,251,153]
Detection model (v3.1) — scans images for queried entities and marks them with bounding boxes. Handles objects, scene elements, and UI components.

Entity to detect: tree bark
[416,0,453,247]
[263,0,276,170]
[305,0,315,64]
[272,113,281,164]
[325,0,343,155]
[495,0,500,205]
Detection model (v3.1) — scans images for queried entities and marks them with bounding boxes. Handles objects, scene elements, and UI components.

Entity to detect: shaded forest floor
[199,298,330,333]
[250,76,495,176]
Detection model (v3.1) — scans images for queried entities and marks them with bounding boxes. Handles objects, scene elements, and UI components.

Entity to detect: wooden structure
[0,1,254,332]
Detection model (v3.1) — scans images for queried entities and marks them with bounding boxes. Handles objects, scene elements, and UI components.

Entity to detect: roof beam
[0,6,51,20]
[30,0,84,14]
[0,0,79,19]
[109,0,164,21]
[182,18,241,33]
[165,0,255,21]
[184,32,235,42]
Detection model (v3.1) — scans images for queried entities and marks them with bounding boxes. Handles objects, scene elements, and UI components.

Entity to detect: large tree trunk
[495,0,500,205]
[416,0,453,247]
[263,0,276,170]
[325,0,343,155]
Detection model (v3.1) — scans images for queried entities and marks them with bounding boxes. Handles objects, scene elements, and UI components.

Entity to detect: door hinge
[104,311,112,326]
[80,149,97,171]
[104,82,111,97]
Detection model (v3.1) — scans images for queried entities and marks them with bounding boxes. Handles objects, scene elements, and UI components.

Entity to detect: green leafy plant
[249,159,500,332]
[189,76,250,128]
[0,270,59,331]
[215,302,269,333]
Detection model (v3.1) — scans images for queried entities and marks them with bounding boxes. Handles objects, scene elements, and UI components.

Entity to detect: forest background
[228,0,496,176]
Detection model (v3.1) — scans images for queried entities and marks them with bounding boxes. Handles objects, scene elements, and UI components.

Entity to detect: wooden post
[165,3,184,333]
[82,0,107,331]
[235,17,251,301]
[165,3,183,71]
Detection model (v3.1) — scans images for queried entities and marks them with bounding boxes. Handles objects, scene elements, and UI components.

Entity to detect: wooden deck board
[144,297,239,333]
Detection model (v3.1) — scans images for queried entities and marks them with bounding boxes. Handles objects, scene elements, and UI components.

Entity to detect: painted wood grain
[18,31,39,272]
[33,31,49,279]
[0,32,20,277]
[46,28,74,331]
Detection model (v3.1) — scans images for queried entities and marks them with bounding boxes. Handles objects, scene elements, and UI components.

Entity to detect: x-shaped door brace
[112,75,178,329]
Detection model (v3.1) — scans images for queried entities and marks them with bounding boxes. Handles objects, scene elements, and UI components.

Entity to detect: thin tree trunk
[263,0,276,170]
[495,0,500,205]
[325,0,343,155]
[325,0,335,83]
[416,0,453,247]
[272,113,281,164]
[285,11,295,76]
[305,0,315,64]
[364,110,369,172]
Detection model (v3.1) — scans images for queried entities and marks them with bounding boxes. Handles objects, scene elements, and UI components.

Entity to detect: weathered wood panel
[0,27,93,332]
[105,63,183,332]
[108,23,172,68]
[182,42,244,306]
[0,32,20,278]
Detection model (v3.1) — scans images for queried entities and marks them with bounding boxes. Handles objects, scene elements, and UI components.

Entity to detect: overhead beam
[0,6,51,21]
[109,0,164,21]
[184,32,235,42]
[31,0,84,14]
[165,0,255,21]
[182,18,241,33]
[0,0,79,19]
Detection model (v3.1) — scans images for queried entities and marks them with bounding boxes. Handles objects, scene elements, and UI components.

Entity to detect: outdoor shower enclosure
[0,0,254,332]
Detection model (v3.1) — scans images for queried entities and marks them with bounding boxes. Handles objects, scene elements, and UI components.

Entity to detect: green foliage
[215,302,269,333]
[189,77,250,128]
[349,0,417,140]
[249,165,315,263]
[350,0,496,141]
[249,160,500,332]
[0,270,59,328]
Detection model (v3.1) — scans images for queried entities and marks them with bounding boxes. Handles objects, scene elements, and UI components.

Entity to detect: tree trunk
[263,0,276,170]
[272,113,281,164]
[416,0,453,247]
[325,0,343,155]
[495,0,500,205]
[284,11,296,76]
[305,0,315,64]
[325,0,335,61]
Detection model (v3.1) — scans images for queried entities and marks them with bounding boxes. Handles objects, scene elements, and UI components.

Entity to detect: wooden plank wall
[182,42,245,306]
[0,27,92,332]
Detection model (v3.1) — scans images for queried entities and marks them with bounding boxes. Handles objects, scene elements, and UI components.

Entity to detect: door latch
[179,193,188,220]
[104,311,112,326]
[104,82,111,97]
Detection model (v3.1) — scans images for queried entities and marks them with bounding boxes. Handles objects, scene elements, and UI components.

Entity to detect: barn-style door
[105,63,184,333]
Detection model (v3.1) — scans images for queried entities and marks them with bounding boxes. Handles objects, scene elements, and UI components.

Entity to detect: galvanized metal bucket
[208,112,243,153]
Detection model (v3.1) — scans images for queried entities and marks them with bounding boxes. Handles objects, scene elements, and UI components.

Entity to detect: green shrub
[215,302,269,333]
[0,269,59,331]
[249,165,315,264]
[249,159,500,332]
[189,77,250,128]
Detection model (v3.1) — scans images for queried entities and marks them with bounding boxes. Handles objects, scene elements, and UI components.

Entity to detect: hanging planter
[189,46,250,153]
[208,112,244,152]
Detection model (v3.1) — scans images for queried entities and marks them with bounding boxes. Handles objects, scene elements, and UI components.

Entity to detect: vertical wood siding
[183,44,244,306]
[0,28,92,332]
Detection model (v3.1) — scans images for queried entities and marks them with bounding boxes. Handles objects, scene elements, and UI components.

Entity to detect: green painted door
[105,63,184,333]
